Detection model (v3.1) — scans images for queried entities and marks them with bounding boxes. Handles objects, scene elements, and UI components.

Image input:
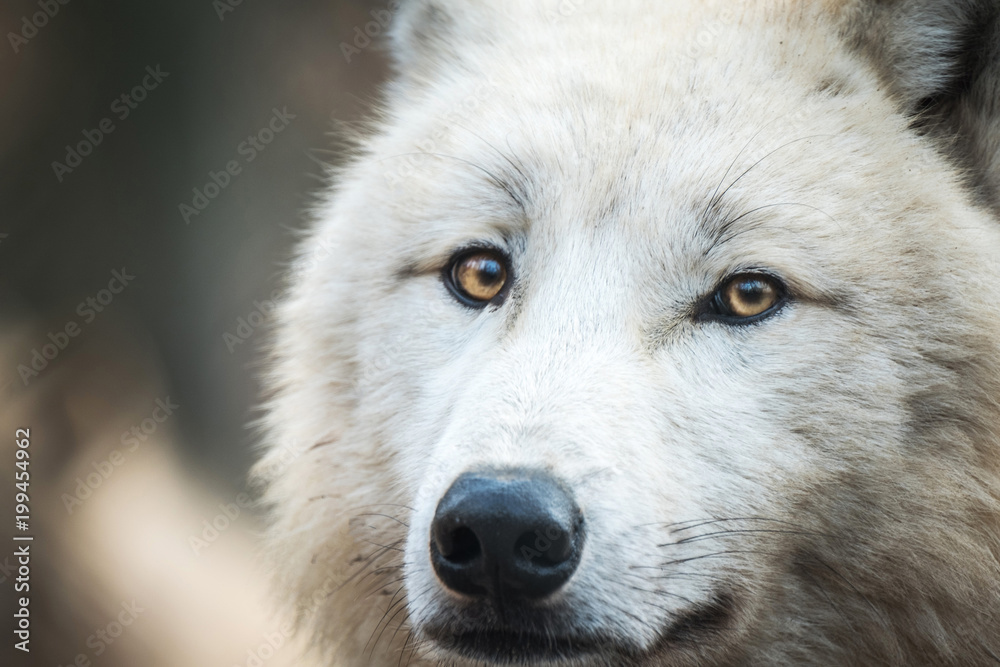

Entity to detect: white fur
[256,1,1000,664]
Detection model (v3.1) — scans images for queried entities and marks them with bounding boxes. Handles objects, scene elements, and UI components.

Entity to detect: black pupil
[737,279,768,304]
[476,259,502,286]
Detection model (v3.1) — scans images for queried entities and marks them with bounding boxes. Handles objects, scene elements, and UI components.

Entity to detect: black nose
[430,470,584,601]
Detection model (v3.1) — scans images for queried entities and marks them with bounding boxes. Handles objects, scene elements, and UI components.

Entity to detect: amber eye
[447,250,509,306]
[713,273,784,321]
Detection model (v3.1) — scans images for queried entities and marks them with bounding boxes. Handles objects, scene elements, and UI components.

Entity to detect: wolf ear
[388,1,452,75]
[844,0,1000,206]
[387,0,493,86]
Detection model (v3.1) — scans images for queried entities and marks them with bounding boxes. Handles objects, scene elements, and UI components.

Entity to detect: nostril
[514,525,573,567]
[443,526,481,564]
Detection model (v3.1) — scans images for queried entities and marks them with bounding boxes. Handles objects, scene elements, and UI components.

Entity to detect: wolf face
[257,1,1000,665]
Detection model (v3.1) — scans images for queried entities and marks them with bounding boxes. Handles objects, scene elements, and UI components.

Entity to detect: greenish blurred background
[0,1,389,664]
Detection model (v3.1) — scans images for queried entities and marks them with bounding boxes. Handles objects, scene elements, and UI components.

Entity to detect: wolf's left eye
[446,250,509,307]
[710,273,785,322]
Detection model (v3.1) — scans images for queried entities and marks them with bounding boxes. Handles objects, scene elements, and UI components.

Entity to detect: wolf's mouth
[428,627,613,663]
[426,591,735,663]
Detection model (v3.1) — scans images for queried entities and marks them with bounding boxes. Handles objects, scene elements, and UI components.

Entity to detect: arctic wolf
[256,0,1000,664]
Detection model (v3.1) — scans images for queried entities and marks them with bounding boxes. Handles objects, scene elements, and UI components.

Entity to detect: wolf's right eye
[446,250,510,307]
[704,273,786,324]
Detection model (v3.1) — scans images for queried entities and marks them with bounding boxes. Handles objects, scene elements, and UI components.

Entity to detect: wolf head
[256,1,1000,664]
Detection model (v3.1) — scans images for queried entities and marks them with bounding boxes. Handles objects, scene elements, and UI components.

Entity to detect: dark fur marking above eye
[393,261,424,282]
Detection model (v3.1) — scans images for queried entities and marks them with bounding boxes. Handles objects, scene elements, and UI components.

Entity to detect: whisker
[668,527,832,546]
[323,542,404,601]
[663,516,811,533]
[351,503,417,513]
[452,122,532,214]
[359,575,406,602]
[807,554,893,632]
[357,538,406,553]
[624,583,698,609]
[378,150,526,213]
[604,598,662,636]
[376,596,412,659]
[661,549,783,567]
[644,572,732,585]
[703,122,773,218]
[800,568,853,631]
[365,585,408,657]
[354,563,399,591]
[355,512,411,528]
[398,629,414,667]
[714,202,841,247]
[389,613,415,655]
[706,133,835,221]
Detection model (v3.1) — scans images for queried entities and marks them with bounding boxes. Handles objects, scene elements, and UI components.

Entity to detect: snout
[430,470,584,601]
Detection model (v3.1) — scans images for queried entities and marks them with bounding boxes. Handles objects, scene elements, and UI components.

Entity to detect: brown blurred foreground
[0,318,322,666]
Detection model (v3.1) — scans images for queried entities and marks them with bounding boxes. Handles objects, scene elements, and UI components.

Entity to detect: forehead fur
[337,0,989,304]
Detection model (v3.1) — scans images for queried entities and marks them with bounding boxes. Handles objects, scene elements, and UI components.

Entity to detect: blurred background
[0,0,388,663]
